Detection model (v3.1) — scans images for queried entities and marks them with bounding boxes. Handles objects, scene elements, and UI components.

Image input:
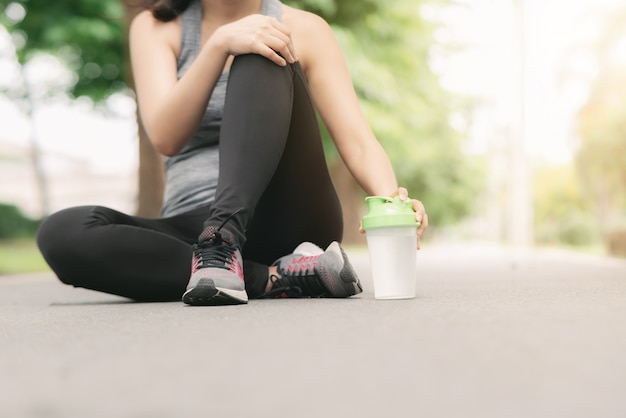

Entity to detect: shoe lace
[193,241,237,270]
[194,209,244,271]
[264,255,328,298]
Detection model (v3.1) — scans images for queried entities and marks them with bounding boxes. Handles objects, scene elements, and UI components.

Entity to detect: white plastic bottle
[362,196,419,299]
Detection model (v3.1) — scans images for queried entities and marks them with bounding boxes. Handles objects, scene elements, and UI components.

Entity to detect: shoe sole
[182,278,248,306]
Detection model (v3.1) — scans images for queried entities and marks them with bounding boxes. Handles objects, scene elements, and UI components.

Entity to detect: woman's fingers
[411,198,426,225]
[257,43,288,66]
[253,17,297,65]
[410,198,427,249]
[391,187,408,200]
[417,212,428,237]
[270,20,298,62]
[262,35,296,65]
[392,187,429,245]
[219,15,298,66]
[413,200,427,230]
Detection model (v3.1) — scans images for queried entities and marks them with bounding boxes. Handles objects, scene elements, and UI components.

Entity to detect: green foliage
[576,69,626,221]
[533,164,598,247]
[0,203,41,239]
[285,0,378,27]
[1,0,127,101]
[574,8,626,240]
[289,0,485,226]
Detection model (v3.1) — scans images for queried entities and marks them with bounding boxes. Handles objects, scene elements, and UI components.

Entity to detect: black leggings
[37,54,343,301]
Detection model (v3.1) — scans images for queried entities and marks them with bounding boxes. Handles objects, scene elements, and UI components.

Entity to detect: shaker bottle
[361,196,420,299]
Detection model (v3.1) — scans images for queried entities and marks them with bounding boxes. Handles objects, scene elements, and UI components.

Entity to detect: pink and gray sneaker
[266,241,363,298]
[182,225,248,306]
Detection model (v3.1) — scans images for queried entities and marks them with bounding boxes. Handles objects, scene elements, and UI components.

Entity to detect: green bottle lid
[361,196,419,230]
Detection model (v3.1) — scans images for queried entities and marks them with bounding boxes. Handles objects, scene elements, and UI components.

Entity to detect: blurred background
[1,0,626,275]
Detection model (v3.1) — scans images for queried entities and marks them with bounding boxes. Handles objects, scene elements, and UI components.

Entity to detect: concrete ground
[1,243,626,418]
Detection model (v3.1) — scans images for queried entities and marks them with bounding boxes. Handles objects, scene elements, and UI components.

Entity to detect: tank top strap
[177,0,283,75]
[261,0,283,21]
[177,0,202,76]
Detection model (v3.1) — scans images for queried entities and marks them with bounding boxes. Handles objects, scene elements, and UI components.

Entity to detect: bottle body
[366,226,417,299]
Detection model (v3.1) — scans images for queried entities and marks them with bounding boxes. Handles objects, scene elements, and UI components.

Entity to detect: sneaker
[266,241,362,298]
[182,219,248,306]
[292,241,324,257]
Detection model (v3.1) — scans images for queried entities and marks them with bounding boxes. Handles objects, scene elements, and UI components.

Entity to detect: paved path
[1,244,626,418]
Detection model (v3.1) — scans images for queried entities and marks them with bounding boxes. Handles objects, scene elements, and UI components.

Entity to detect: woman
[37,0,428,305]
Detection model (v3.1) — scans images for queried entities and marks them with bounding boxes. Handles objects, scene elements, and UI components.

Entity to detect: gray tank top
[162,0,283,217]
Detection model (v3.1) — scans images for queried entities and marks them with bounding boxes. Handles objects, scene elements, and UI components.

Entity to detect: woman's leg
[242,60,360,299]
[242,61,343,265]
[184,54,301,304]
[186,54,346,302]
[204,54,342,258]
[37,205,210,301]
[201,53,299,247]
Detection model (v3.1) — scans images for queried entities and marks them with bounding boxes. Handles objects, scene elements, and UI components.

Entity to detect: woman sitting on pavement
[36,0,428,305]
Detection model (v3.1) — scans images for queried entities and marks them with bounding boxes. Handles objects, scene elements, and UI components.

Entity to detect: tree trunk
[329,159,367,246]
[123,1,164,218]
[136,119,164,217]
[22,81,50,218]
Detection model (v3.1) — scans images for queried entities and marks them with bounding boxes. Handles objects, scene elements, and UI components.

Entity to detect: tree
[574,7,626,249]
[0,3,82,217]
[291,0,484,240]
[121,1,165,217]
[3,0,126,100]
[532,163,596,247]
[2,0,165,217]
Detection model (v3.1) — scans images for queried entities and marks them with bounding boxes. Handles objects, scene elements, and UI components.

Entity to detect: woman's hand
[358,187,428,249]
[392,187,428,241]
[213,14,298,66]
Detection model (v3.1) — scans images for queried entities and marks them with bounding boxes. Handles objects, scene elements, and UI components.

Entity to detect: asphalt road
[1,244,626,418]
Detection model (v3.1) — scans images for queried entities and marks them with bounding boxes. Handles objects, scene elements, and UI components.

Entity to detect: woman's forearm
[144,39,228,155]
[341,139,399,197]
[130,15,230,156]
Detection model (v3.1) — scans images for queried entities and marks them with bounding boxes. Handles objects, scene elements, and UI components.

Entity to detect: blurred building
[0,140,137,219]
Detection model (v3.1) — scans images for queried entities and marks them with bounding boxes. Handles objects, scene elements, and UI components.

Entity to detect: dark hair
[145,0,193,22]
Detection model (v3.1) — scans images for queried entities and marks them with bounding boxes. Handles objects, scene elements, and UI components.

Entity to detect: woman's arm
[129,11,297,156]
[294,13,398,197]
[129,11,226,156]
[288,10,428,236]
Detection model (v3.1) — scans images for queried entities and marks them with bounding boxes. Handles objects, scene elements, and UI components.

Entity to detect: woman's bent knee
[36,206,98,285]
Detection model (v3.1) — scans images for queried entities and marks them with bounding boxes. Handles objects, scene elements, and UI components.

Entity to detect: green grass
[0,239,50,276]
